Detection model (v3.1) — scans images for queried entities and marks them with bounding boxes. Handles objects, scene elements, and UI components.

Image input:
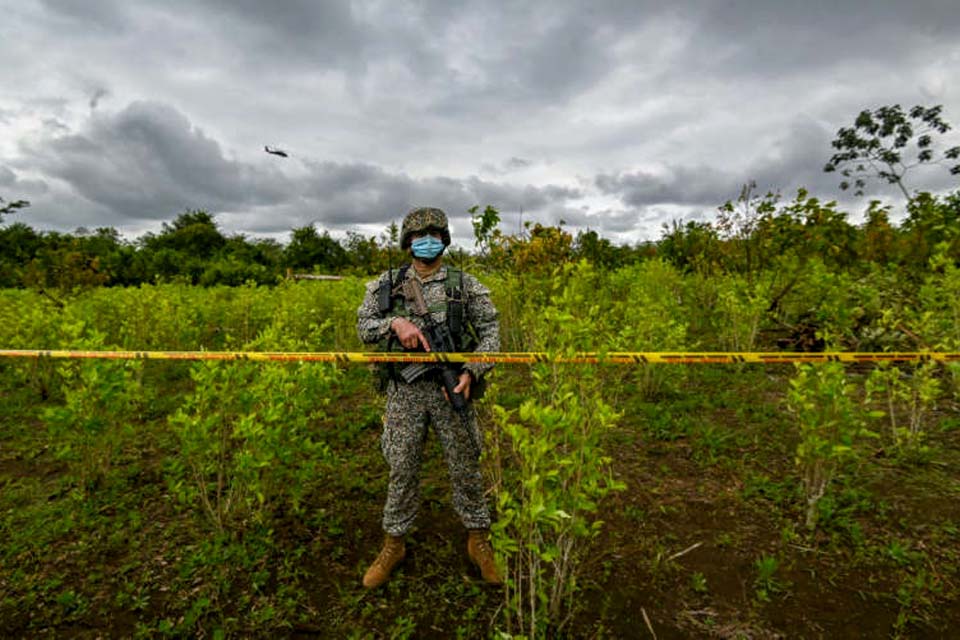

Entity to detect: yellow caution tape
[0,350,958,364]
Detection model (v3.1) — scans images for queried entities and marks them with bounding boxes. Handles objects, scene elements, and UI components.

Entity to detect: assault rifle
[397,278,479,454]
[397,278,468,410]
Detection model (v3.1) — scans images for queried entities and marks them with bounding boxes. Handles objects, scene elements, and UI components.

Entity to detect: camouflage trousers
[380,377,491,536]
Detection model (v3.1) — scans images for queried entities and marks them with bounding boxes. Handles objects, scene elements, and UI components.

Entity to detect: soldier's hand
[390,317,430,351]
[450,371,472,401]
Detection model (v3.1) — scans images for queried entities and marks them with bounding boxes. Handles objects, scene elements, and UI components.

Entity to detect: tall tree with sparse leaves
[824,104,960,201]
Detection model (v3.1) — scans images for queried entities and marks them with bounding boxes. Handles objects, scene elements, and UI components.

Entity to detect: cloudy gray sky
[2,0,959,246]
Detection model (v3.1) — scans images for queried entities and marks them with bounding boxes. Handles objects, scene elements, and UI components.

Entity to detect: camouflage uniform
[357,265,499,536]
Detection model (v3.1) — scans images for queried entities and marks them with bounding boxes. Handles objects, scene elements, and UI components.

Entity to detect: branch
[0,198,30,220]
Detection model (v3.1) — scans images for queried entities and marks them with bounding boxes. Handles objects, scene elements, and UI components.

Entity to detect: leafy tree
[503,223,574,274]
[824,104,960,200]
[715,182,779,281]
[71,227,138,286]
[382,220,399,247]
[143,210,226,258]
[779,190,859,269]
[658,219,721,274]
[0,222,42,287]
[284,226,348,273]
[135,211,228,283]
[343,231,388,274]
[22,231,111,291]
[469,204,501,255]
[573,229,638,268]
[859,201,896,265]
[899,190,960,268]
[224,235,283,269]
[199,257,275,286]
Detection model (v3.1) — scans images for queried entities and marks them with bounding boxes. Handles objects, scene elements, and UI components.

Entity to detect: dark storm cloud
[672,0,960,85]
[421,3,644,121]
[596,165,734,208]
[548,206,643,234]
[18,0,960,104]
[0,166,15,187]
[15,101,582,236]
[293,162,581,233]
[38,0,132,32]
[747,116,960,204]
[5,1,959,242]
[746,118,840,197]
[596,117,856,210]
[29,0,374,92]
[297,163,485,229]
[0,165,48,196]
[594,110,960,233]
[20,101,292,221]
[463,178,581,213]
[202,0,358,41]
[184,0,370,71]
[498,14,613,101]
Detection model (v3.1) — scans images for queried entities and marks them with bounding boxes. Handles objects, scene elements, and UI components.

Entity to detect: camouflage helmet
[400,207,451,249]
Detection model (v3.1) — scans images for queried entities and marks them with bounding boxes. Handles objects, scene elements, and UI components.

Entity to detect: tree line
[0,210,390,289]
[1,188,957,291]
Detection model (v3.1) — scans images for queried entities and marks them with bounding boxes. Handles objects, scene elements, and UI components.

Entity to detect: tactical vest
[374,265,481,390]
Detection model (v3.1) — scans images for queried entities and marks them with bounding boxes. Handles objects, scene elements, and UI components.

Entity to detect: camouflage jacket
[356,264,500,381]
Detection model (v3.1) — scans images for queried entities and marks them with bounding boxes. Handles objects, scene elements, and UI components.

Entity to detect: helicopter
[264,145,289,158]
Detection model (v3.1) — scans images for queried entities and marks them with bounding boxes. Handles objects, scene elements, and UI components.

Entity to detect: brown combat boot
[362,534,406,589]
[467,529,502,585]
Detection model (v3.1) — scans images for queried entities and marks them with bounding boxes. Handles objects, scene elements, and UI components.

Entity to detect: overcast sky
[2,0,959,247]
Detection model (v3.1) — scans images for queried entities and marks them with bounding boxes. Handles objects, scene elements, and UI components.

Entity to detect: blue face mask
[411,236,445,260]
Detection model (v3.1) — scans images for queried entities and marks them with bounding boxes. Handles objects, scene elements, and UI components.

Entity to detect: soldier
[356,207,501,589]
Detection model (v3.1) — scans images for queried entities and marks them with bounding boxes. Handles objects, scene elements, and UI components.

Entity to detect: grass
[1,362,959,637]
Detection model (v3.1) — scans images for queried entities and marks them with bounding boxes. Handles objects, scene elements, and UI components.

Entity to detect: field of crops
[1,257,959,638]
